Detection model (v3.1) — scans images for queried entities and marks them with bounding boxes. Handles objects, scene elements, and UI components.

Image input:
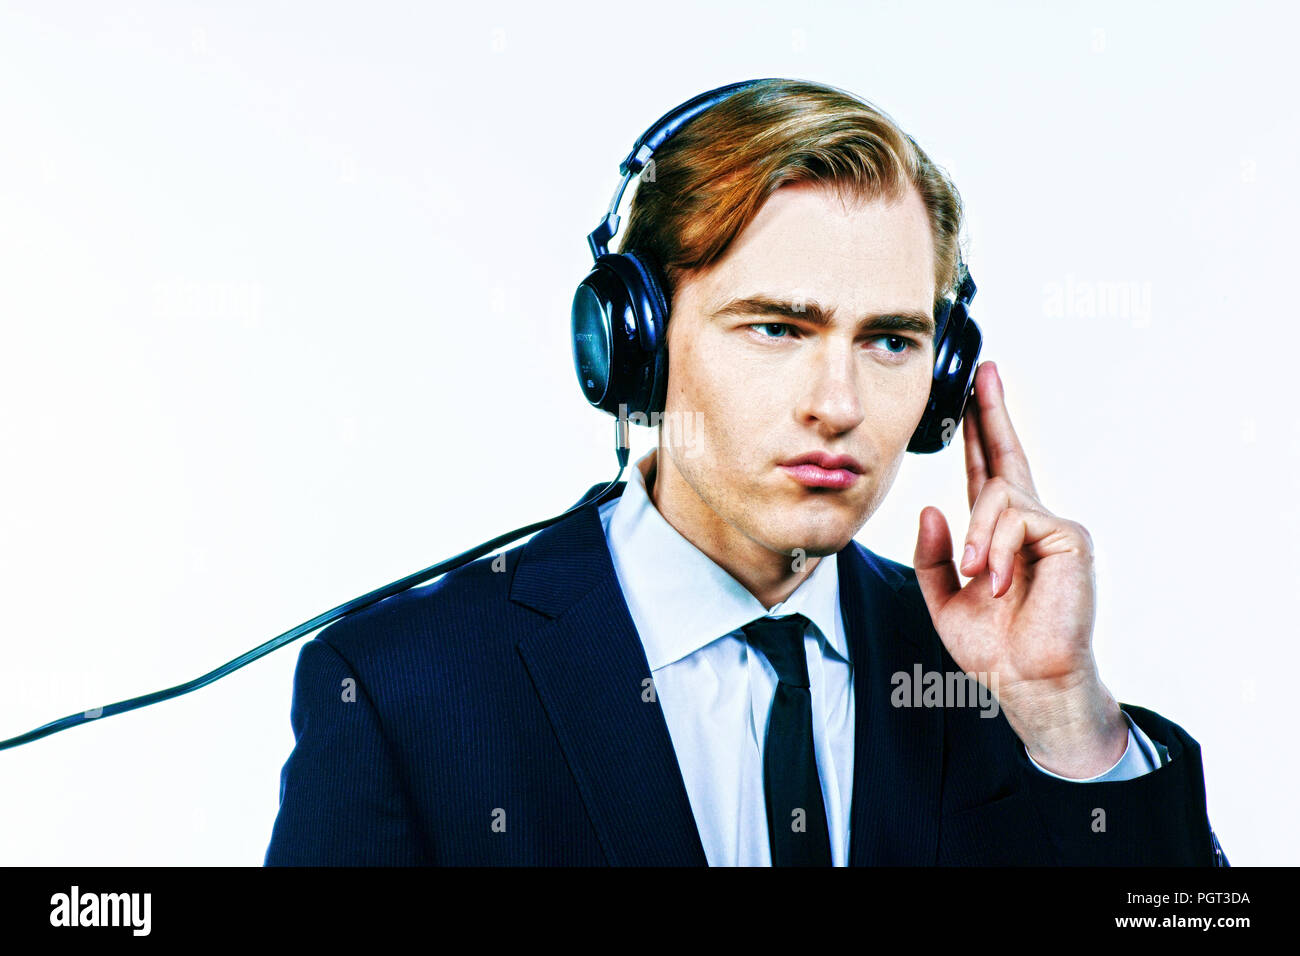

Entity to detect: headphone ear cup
[572,251,672,419]
[620,250,671,415]
[908,297,982,454]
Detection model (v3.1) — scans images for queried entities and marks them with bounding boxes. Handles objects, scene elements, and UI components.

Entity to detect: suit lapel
[841,541,944,865]
[513,482,708,866]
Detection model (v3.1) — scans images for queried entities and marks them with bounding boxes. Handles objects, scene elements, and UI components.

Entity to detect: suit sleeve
[1016,702,1221,865]
[264,636,431,865]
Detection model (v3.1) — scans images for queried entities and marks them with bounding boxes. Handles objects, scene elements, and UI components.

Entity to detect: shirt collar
[598,448,848,671]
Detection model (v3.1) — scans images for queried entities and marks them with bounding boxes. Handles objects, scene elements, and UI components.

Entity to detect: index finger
[971,361,1037,497]
[961,393,988,510]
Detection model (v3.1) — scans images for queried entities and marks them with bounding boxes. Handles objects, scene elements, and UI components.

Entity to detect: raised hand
[913,361,1128,778]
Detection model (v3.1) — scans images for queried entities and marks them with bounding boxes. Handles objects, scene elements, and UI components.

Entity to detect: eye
[871,334,915,355]
[748,322,801,340]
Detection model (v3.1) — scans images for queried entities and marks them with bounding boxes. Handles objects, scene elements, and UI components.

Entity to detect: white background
[0,0,1294,865]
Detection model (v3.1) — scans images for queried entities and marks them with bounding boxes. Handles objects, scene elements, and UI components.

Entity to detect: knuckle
[990,512,1016,543]
[1074,521,1095,552]
[996,505,1025,528]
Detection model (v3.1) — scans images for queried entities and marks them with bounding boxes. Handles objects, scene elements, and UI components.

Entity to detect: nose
[793,338,865,435]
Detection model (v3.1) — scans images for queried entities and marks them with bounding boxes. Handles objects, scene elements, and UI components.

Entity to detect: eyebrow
[709,294,936,339]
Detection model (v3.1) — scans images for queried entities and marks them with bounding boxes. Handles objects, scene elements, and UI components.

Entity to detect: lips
[778,451,864,490]
[780,451,864,474]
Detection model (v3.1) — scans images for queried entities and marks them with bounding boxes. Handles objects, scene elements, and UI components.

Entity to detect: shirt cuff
[1025,709,1167,782]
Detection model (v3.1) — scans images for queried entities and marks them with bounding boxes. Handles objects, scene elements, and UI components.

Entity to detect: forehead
[691,181,936,313]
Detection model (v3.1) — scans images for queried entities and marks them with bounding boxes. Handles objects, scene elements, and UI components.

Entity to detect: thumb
[914,506,962,616]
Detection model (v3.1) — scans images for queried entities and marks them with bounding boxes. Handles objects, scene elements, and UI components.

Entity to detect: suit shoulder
[849,539,920,592]
[863,545,917,583]
[847,540,939,633]
[310,539,532,674]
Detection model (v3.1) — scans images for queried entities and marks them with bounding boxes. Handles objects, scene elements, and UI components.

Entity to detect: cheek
[904,360,936,424]
[667,335,761,428]
[662,340,748,468]
[862,361,935,440]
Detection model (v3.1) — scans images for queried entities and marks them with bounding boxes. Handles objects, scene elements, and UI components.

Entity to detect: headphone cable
[0,423,631,752]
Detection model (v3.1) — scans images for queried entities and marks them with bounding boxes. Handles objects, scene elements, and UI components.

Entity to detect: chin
[761,513,857,559]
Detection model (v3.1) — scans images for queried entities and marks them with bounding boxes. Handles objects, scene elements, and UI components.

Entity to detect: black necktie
[741,612,832,867]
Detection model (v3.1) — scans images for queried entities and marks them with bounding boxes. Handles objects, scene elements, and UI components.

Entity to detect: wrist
[1006,676,1129,778]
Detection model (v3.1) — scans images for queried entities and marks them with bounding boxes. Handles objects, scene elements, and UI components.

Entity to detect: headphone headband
[617,78,776,177]
[587,78,786,260]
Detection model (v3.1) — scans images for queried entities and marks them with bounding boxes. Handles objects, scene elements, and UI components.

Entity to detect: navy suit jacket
[264,480,1223,866]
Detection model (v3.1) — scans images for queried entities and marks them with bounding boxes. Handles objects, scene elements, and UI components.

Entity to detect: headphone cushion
[620,250,670,349]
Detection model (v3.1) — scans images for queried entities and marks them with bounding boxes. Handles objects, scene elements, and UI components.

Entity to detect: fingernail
[990,570,1000,595]
[962,544,976,568]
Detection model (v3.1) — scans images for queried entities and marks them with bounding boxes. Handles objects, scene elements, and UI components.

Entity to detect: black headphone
[572,78,982,454]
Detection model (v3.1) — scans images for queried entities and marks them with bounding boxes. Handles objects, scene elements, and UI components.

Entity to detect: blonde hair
[618,79,964,318]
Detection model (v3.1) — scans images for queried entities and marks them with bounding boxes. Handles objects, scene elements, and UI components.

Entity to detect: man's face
[656,180,936,563]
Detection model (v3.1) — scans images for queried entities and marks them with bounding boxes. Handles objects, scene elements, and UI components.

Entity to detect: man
[264,79,1223,866]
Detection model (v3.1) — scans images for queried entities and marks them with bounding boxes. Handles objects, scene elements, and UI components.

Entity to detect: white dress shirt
[597,448,1166,866]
